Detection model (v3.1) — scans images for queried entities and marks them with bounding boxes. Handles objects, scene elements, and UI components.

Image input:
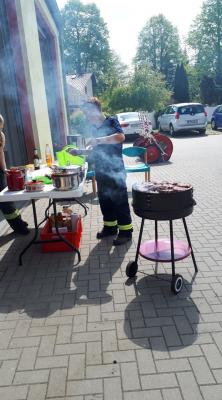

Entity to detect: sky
[56,0,204,65]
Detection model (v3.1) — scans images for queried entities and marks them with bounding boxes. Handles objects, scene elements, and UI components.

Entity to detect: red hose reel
[134,132,173,163]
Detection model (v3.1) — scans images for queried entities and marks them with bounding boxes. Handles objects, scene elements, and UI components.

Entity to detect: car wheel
[211,119,217,130]
[169,124,175,137]
[199,129,206,135]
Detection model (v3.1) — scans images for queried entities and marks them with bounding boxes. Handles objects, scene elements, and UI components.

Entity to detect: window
[168,107,175,114]
[216,106,222,113]
[178,105,204,115]
[164,107,171,115]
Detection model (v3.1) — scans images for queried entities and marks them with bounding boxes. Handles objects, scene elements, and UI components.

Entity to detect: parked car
[116,112,143,138]
[211,105,222,130]
[158,103,208,136]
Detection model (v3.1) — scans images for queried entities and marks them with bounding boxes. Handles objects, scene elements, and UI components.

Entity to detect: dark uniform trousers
[96,175,132,231]
[0,170,20,221]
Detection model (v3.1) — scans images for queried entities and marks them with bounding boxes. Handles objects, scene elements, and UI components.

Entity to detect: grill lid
[133,181,192,194]
[132,181,195,220]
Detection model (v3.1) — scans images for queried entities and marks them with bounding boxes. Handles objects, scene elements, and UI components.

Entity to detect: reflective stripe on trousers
[4,209,20,220]
[104,220,118,227]
[118,223,133,231]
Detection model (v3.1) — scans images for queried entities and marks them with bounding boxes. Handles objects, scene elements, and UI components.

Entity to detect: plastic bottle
[45,144,52,167]
[71,213,79,232]
[33,148,40,170]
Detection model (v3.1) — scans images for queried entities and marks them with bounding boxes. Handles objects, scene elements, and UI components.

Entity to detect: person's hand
[68,149,79,156]
[87,138,98,148]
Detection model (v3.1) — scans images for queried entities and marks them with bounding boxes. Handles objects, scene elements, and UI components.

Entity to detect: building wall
[66,76,94,110]
[15,0,68,160]
[35,0,69,144]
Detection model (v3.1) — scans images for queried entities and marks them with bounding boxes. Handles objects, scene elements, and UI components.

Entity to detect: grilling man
[76,97,133,245]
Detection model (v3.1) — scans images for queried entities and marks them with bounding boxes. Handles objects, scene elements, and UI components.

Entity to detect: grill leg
[135,218,145,264]
[155,220,158,245]
[169,220,175,277]
[182,218,198,273]
[154,220,158,274]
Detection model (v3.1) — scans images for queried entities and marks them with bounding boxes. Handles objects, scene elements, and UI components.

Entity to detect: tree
[188,0,222,84]
[108,67,171,113]
[135,14,182,87]
[174,63,190,102]
[200,75,217,104]
[99,51,129,95]
[61,0,110,77]
[186,65,201,102]
[107,86,131,113]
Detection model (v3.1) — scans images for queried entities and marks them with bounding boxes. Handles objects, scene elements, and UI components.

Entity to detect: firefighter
[0,114,29,235]
[79,97,132,245]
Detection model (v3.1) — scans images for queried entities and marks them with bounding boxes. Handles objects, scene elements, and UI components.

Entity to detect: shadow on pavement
[0,229,130,319]
[124,273,200,351]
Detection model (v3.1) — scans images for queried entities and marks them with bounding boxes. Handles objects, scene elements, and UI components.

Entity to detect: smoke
[0,2,29,167]
[0,0,68,167]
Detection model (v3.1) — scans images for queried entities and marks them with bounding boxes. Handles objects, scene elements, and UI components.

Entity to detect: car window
[168,107,175,114]
[164,107,171,115]
[216,106,222,113]
[192,105,205,113]
[178,105,204,115]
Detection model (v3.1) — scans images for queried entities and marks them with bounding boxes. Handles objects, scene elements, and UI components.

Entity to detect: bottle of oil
[45,144,52,167]
[33,148,40,170]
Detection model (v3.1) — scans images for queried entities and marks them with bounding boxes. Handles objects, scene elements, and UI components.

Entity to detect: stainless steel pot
[51,172,79,191]
[52,165,81,174]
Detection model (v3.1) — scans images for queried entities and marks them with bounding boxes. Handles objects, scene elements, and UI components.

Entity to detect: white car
[116,112,142,138]
[158,103,208,136]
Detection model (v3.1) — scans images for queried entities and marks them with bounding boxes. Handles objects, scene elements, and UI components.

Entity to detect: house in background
[0,0,69,166]
[66,73,96,112]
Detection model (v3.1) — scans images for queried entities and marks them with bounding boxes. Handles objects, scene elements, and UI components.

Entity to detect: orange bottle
[45,144,52,167]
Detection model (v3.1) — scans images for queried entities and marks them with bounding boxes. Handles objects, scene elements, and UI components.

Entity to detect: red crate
[40,218,82,253]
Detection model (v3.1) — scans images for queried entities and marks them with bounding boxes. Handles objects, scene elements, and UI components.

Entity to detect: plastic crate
[40,218,82,253]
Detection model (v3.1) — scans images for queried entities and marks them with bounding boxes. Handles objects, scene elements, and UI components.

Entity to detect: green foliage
[174,63,190,102]
[200,75,222,105]
[186,65,201,102]
[61,1,130,98]
[70,110,89,136]
[135,14,182,87]
[98,51,129,96]
[188,0,222,84]
[61,0,110,77]
[107,67,171,113]
[108,86,132,113]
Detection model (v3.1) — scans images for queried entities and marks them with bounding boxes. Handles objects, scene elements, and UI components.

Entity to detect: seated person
[0,114,29,235]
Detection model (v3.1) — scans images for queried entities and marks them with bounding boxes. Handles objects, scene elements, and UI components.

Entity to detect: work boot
[97,226,118,239]
[113,230,132,246]
[8,217,30,235]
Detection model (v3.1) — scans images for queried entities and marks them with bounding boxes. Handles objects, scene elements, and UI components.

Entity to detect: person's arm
[90,117,125,146]
[93,132,125,145]
[0,132,6,170]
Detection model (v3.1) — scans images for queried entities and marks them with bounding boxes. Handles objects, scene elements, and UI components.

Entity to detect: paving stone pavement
[0,133,222,399]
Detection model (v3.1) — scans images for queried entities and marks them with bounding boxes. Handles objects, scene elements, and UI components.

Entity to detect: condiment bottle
[45,144,52,167]
[33,148,40,170]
